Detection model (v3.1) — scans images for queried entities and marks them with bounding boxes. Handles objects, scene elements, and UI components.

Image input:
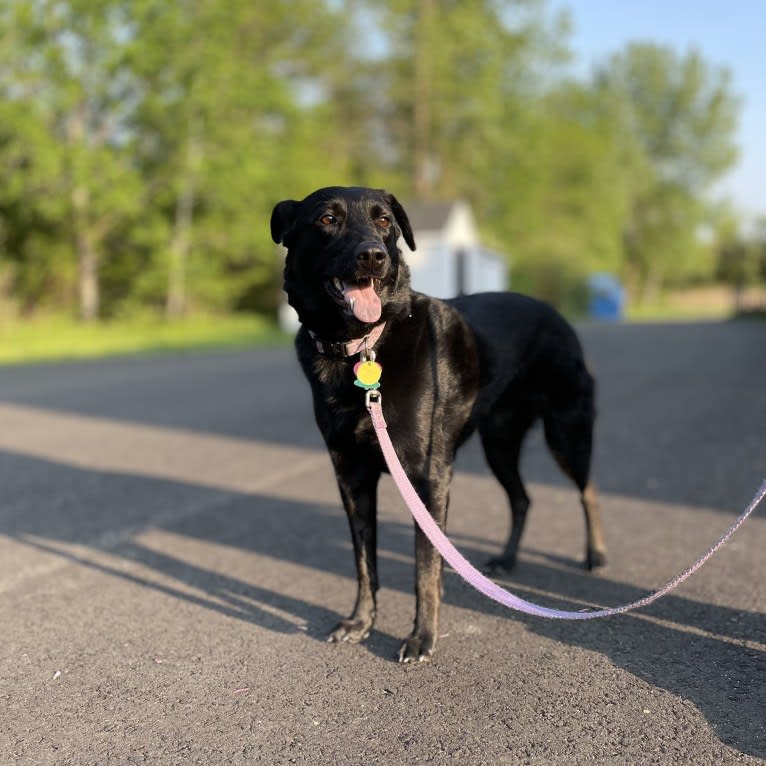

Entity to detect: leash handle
[367,398,766,620]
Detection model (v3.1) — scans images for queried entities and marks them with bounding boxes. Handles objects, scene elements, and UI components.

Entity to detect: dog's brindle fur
[271,186,606,663]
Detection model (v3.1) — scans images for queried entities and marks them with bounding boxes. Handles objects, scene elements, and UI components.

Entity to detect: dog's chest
[313,355,350,389]
[306,354,384,447]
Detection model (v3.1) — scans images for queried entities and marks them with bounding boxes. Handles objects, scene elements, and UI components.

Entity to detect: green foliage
[0,1,747,320]
[0,312,286,364]
[593,43,741,300]
[713,208,766,298]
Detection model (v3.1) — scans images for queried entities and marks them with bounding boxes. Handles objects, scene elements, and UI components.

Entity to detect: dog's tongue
[344,281,381,323]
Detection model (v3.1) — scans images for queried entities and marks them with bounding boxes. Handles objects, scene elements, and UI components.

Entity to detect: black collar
[308,322,387,358]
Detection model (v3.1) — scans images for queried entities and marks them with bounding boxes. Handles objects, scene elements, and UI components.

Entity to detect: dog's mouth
[326,276,383,324]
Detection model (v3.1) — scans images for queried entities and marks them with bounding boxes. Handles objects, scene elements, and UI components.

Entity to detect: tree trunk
[68,103,100,323]
[166,122,202,318]
[413,0,435,199]
[77,231,99,321]
[640,265,663,306]
[72,184,99,322]
[166,182,193,318]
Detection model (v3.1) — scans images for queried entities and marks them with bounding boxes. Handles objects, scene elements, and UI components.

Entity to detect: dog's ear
[387,193,416,251]
[270,200,298,245]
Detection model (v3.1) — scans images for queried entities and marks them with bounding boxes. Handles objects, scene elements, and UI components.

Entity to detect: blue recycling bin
[587,273,625,320]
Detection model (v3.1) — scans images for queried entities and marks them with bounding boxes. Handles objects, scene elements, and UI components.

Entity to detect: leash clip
[365,389,381,409]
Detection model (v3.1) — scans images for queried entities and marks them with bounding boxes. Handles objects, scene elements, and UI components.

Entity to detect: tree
[127,0,350,316]
[494,83,634,308]
[0,3,747,320]
[713,207,766,312]
[368,0,571,201]
[593,43,741,300]
[0,0,353,319]
[0,0,142,320]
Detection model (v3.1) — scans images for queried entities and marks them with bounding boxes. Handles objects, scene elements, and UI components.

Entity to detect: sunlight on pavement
[0,403,328,495]
[1,402,763,653]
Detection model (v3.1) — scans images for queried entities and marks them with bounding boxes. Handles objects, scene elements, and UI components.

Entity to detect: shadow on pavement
[2,321,764,757]
[2,449,763,759]
[1,320,764,513]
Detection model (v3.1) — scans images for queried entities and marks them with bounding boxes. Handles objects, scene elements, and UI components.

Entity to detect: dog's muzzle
[354,241,388,277]
[324,241,389,324]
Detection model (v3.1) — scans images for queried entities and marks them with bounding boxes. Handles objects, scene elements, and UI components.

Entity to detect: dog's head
[271,186,416,337]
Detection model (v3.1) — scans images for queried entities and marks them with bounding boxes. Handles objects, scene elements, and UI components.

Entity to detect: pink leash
[366,391,766,620]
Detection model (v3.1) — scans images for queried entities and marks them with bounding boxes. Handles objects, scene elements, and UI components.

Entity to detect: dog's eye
[318,214,337,226]
[377,215,392,229]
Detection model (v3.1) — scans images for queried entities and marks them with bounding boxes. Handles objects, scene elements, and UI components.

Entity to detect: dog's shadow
[473,556,765,759]
[4,450,764,760]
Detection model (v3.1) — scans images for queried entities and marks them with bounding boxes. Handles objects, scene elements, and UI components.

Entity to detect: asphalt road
[1,319,764,765]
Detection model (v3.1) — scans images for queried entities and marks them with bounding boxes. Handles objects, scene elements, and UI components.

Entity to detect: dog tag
[354,359,382,390]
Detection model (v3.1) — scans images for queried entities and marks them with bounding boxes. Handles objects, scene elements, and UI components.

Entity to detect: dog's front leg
[399,475,450,663]
[327,463,380,644]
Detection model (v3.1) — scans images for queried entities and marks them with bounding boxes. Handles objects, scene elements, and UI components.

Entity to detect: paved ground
[0,319,764,765]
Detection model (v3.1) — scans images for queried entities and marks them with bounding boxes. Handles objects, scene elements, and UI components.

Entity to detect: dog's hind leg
[328,464,381,644]
[479,409,537,573]
[542,402,607,570]
[579,480,606,570]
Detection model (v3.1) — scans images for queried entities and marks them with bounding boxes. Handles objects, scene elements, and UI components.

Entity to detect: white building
[402,200,508,298]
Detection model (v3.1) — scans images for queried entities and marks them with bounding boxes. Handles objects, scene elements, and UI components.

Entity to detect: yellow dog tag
[354,360,382,389]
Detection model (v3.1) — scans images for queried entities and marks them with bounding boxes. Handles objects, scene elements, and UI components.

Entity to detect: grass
[2,285,762,365]
[0,313,290,365]
[625,285,764,322]
[626,300,731,322]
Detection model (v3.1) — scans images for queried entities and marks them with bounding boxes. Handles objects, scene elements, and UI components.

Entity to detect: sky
[553,0,765,222]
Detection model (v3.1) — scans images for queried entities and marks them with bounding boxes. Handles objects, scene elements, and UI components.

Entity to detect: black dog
[271,186,606,663]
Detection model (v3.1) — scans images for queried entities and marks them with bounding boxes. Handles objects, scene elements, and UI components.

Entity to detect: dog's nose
[356,244,387,272]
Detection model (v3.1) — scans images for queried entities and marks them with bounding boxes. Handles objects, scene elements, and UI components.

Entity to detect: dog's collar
[309,322,386,358]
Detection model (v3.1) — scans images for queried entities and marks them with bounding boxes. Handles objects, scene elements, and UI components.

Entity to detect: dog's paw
[484,554,517,575]
[327,618,372,644]
[398,633,436,664]
[584,549,607,571]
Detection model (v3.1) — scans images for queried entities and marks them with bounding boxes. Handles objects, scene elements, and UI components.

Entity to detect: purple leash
[366,391,766,620]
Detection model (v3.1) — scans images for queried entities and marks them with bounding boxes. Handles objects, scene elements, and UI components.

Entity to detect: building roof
[403,201,456,233]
